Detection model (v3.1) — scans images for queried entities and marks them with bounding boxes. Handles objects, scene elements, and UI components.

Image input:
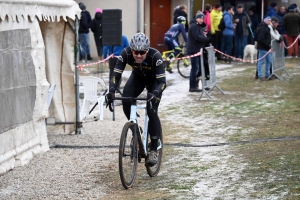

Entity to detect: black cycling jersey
[109,47,166,94]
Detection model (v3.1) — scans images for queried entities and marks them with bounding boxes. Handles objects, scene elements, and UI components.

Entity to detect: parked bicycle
[158,44,191,78]
[111,96,163,189]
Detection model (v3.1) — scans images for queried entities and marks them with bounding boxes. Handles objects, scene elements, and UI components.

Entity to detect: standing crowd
[166,3,300,91]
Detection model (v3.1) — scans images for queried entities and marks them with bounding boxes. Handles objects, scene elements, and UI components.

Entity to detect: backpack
[218,17,225,31]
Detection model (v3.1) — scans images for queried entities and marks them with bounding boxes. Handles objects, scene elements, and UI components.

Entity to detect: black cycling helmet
[177,16,186,23]
[130,32,150,51]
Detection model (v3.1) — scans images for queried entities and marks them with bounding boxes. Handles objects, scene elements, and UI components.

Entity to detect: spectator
[248,7,259,45]
[210,3,223,60]
[276,6,286,34]
[233,4,251,61]
[173,4,189,32]
[90,8,103,61]
[78,2,93,62]
[203,4,212,32]
[283,4,300,58]
[266,3,277,17]
[187,12,210,92]
[103,35,129,82]
[256,17,272,81]
[222,5,235,64]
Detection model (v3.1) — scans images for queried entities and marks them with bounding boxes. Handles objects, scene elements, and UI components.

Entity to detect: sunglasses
[132,50,148,55]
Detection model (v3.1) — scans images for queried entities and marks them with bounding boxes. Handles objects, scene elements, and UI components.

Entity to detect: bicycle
[158,44,191,78]
[111,96,163,189]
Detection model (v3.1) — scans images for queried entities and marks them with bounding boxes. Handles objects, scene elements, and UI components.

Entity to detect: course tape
[77,54,114,71]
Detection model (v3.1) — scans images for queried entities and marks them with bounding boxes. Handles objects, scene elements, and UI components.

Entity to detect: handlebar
[114,97,148,101]
[109,96,155,113]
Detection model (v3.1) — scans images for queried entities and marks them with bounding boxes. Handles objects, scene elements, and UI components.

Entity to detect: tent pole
[261,0,264,20]
[75,16,82,134]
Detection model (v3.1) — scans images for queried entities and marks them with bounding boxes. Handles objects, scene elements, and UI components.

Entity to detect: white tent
[0,0,81,174]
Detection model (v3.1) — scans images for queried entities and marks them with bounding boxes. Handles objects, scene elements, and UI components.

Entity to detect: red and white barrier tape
[283,35,300,49]
[214,48,272,63]
[77,54,115,71]
[163,49,203,61]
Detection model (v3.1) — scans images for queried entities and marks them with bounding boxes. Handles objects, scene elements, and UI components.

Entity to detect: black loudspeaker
[102,9,122,46]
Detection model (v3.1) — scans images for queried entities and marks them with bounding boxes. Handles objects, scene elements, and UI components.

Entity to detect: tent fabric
[0,0,81,22]
[40,19,76,134]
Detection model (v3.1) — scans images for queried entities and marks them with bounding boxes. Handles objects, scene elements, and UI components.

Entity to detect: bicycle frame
[129,103,149,156]
[115,96,162,156]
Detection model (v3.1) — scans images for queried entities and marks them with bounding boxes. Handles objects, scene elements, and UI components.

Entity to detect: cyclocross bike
[158,44,191,78]
[111,96,163,189]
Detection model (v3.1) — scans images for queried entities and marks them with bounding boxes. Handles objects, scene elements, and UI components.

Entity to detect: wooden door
[150,0,171,53]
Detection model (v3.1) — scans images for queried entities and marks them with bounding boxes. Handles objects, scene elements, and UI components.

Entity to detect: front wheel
[146,128,163,177]
[119,122,138,189]
[177,58,191,78]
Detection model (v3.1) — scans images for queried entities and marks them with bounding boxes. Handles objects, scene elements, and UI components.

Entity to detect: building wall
[75,0,144,58]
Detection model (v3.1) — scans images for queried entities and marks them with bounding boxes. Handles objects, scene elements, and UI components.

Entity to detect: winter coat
[187,20,210,55]
[268,24,281,41]
[79,10,92,34]
[276,11,286,34]
[283,13,300,36]
[103,35,129,59]
[173,8,189,32]
[248,13,259,35]
[90,12,102,37]
[210,9,222,34]
[265,6,277,18]
[256,22,271,51]
[222,11,234,36]
[203,10,211,32]
[233,12,251,36]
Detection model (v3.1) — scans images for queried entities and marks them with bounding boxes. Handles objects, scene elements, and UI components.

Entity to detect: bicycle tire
[146,127,163,177]
[177,58,191,78]
[119,122,138,189]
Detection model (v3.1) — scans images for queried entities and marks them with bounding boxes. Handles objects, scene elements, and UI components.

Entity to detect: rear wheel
[146,128,163,177]
[119,122,138,189]
[177,58,191,78]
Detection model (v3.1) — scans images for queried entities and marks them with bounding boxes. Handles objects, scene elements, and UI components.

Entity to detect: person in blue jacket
[222,5,235,63]
[164,16,188,73]
[103,35,129,82]
[265,3,277,18]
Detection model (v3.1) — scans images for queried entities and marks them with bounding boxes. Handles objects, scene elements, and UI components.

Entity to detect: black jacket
[173,8,189,32]
[187,20,210,55]
[91,12,103,36]
[79,10,92,34]
[256,22,271,51]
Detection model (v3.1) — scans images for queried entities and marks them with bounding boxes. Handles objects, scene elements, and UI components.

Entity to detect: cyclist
[105,33,166,166]
[164,16,188,73]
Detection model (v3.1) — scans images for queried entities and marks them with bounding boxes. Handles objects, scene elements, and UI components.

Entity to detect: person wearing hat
[266,3,277,18]
[187,12,210,92]
[256,17,273,81]
[210,3,223,60]
[283,4,300,58]
[233,4,251,61]
[78,2,93,62]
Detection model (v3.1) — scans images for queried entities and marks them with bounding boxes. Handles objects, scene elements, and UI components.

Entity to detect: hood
[223,11,231,17]
[174,9,186,16]
[267,6,276,13]
[94,12,102,19]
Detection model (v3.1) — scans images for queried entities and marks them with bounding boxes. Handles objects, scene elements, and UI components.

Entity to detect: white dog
[243,42,257,63]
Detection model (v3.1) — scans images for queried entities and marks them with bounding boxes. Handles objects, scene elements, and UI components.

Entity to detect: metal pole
[137,0,141,32]
[74,16,81,134]
[202,0,205,12]
[190,0,194,19]
[261,0,264,21]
